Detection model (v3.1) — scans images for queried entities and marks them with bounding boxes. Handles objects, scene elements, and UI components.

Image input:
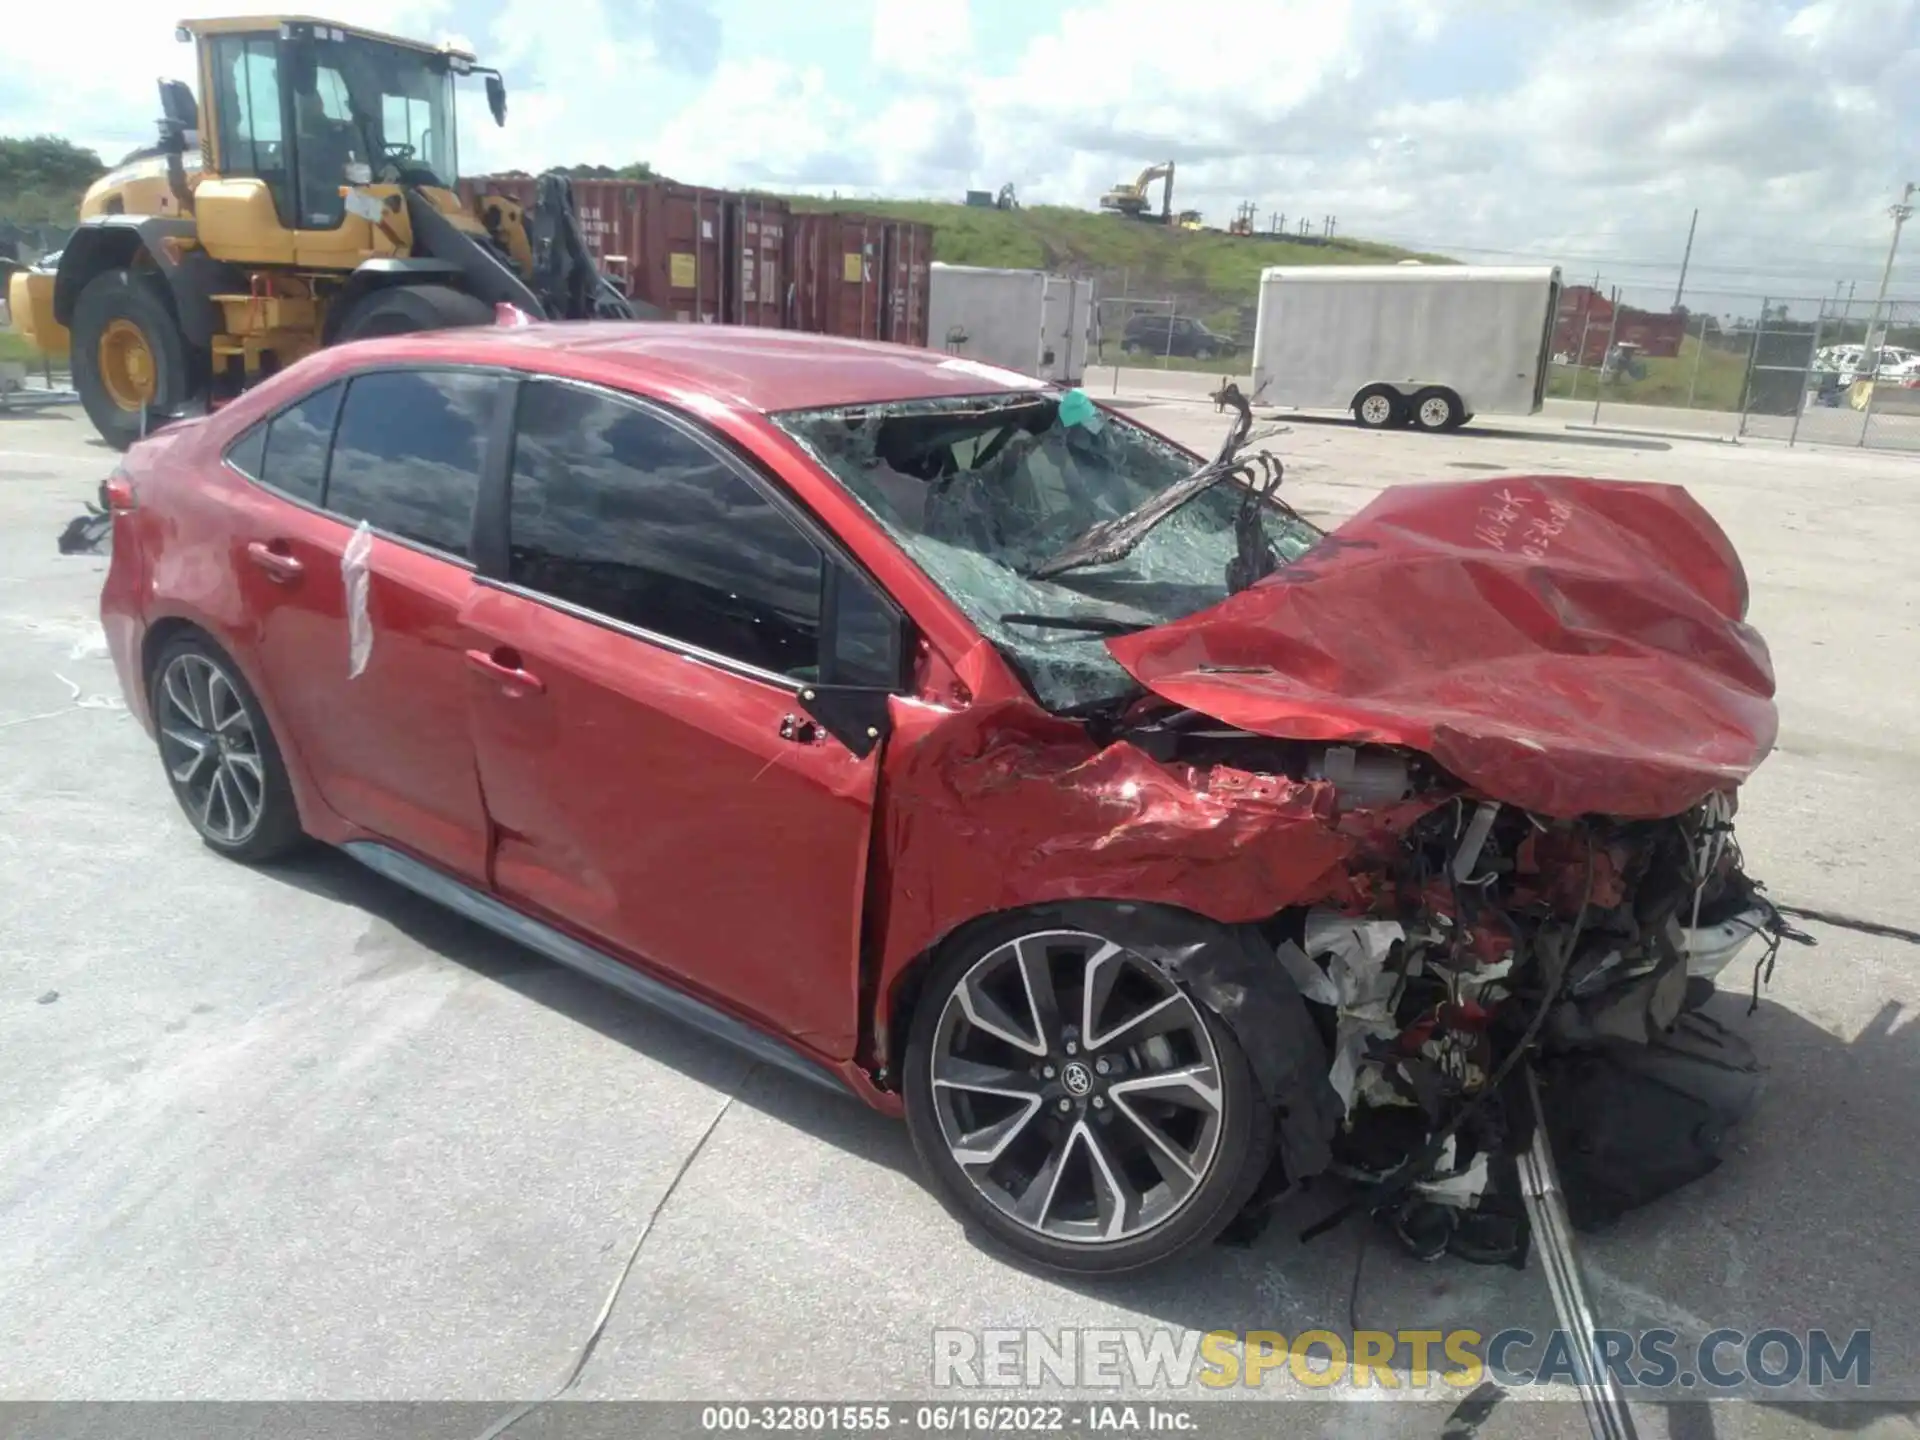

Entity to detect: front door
[233,366,506,881]
[462,378,899,1061]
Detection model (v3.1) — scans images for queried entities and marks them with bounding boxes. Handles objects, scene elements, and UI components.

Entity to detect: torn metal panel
[872,696,1358,980]
[1108,475,1778,819]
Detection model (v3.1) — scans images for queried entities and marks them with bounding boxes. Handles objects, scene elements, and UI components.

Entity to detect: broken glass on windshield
[775,393,1320,711]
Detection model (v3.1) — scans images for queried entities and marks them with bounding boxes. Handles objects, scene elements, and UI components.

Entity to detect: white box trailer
[1251,264,1562,430]
[928,263,1094,384]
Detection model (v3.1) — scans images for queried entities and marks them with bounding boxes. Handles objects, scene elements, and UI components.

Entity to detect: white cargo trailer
[928,263,1094,384]
[1250,264,1562,430]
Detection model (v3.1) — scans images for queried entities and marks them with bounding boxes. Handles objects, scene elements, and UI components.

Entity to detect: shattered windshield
[775,393,1320,711]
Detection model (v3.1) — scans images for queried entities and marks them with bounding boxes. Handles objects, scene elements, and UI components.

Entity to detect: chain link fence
[1555,288,1920,452]
[1090,291,1254,381]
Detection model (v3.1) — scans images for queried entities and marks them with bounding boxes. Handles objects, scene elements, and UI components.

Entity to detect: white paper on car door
[343,519,374,678]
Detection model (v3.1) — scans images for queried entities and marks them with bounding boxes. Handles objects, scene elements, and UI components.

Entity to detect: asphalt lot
[3,388,1919,1439]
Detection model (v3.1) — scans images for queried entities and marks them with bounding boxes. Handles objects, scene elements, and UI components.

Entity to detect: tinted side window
[256,380,342,502]
[508,381,823,679]
[328,370,497,558]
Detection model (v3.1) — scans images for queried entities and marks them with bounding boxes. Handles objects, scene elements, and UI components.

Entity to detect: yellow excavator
[6,15,638,448]
[1098,162,1176,223]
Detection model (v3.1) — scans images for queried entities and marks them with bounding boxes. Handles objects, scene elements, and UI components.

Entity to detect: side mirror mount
[485,74,507,127]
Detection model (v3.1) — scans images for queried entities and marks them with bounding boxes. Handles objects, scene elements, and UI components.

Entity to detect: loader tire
[72,268,202,452]
[333,284,494,342]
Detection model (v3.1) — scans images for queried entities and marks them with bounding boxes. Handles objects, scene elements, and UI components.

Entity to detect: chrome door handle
[465,647,545,696]
[245,540,303,582]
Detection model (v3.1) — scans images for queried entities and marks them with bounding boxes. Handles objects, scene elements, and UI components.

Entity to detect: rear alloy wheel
[150,636,304,862]
[1352,383,1406,429]
[905,919,1268,1273]
[1412,386,1466,431]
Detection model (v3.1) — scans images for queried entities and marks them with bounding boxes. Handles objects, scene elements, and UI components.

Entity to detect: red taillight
[103,471,138,512]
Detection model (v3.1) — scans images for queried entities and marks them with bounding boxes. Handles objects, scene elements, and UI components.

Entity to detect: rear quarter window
[225,380,342,503]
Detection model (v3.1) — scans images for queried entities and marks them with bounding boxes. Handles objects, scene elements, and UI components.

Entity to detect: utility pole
[1865,181,1915,354]
[1673,207,1698,310]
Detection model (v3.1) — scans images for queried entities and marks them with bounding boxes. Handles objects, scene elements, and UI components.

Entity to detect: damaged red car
[100,323,1796,1274]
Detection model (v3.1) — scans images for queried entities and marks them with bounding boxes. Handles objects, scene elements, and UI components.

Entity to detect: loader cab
[187,18,471,261]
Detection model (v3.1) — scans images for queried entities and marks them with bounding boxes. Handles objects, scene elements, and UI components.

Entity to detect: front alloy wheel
[906,920,1268,1272]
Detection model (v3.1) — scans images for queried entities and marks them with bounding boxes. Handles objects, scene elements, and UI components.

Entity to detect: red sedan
[100,322,1789,1273]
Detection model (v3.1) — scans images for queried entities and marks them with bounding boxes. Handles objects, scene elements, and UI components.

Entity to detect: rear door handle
[246,539,303,582]
[465,647,545,696]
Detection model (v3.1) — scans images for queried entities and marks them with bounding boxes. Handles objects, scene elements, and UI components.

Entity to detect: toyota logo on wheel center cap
[1061,1061,1093,1097]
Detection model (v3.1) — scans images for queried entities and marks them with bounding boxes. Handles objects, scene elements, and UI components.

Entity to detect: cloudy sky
[4,0,1916,317]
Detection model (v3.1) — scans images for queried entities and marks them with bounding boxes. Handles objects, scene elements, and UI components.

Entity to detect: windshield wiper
[1028,383,1283,582]
[999,612,1154,636]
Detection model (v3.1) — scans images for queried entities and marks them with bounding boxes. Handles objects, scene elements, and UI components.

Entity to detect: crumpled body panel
[871,686,1356,989]
[1107,476,1777,819]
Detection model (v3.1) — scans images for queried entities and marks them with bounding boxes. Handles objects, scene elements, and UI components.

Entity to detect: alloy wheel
[1360,394,1394,425]
[156,652,267,845]
[1419,395,1453,428]
[928,929,1225,1246]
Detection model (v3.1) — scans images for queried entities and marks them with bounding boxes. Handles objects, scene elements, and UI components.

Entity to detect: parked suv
[1121,313,1240,360]
[101,323,1784,1275]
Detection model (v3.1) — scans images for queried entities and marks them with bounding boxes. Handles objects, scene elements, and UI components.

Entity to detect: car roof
[332,323,1051,413]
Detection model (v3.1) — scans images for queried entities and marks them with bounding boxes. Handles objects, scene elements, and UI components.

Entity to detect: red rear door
[231,368,507,880]
[461,379,902,1060]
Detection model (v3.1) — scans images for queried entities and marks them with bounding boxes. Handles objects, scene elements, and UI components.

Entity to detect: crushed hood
[1106,475,1777,819]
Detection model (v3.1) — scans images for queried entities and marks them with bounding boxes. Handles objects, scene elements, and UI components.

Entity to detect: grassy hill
[785,197,1450,338]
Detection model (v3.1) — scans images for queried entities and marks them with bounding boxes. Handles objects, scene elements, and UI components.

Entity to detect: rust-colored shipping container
[458,180,919,341]
[1553,284,1689,365]
[788,212,933,348]
[727,194,788,330]
[631,182,729,323]
[881,220,932,348]
[624,184,791,326]
[460,177,790,328]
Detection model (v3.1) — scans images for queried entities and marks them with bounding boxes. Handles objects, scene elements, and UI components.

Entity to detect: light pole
[1864,181,1915,357]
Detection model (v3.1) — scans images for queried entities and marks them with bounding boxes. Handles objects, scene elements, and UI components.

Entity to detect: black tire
[148,632,305,863]
[1411,386,1466,431]
[333,283,494,341]
[1352,383,1407,429]
[904,907,1273,1275]
[71,268,202,451]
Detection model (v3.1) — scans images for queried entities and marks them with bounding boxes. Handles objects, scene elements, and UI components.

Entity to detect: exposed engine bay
[1127,712,1811,1262]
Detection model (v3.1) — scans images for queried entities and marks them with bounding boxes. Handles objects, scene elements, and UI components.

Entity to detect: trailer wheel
[1411,386,1466,431]
[1352,384,1406,429]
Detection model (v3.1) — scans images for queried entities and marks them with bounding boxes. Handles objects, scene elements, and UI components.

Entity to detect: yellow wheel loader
[6,16,642,449]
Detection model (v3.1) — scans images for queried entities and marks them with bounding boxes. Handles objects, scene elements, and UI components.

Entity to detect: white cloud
[870,0,973,79]
[6,0,1916,307]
